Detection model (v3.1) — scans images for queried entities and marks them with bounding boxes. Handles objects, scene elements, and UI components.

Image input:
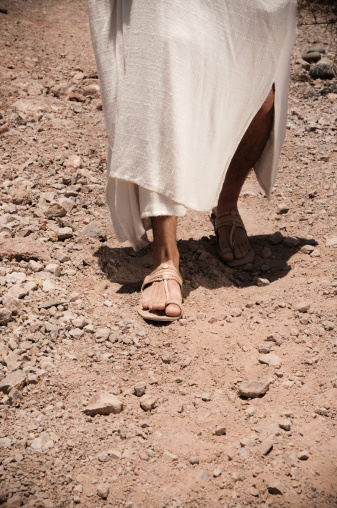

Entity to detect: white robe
[87,0,297,250]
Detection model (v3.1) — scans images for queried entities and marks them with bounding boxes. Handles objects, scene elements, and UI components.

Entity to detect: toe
[165,303,181,317]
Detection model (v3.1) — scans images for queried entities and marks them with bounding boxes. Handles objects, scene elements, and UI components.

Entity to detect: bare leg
[141,216,182,317]
[216,87,274,262]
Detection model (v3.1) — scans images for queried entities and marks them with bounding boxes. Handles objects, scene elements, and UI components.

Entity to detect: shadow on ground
[94,232,318,298]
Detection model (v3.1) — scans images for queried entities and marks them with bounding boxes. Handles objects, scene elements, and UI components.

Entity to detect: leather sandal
[211,209,255,267]
[138,264,183,322]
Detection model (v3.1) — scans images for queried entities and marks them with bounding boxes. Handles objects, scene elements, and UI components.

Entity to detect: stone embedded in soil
[238,379,270,398]
[326,237,337,247]
[256,277,270,287]
[310,62,336,80]
[189,456,199,465]
[276,203,289,214]
[0,308,12,325]
[268,481,286,495]
[298,450,309,460]
[83,392,124,416]
[279,418,291,431]
[80,221,107,241]
[294,301,311,313]
[259,353,282,368]
[161,352,171,364]
[302,52,322,63]
[301,244,315,254]
[163,450,179,462]
[0,370,26,394]
[269,231,283,245]
[30,432,54,453]
[134,382,146,397]
[0,237,50,262]
[213,426,226,436]
[43,202,67,218]
[140,395,157,411]
[307,46,325,54]
[97,484,109,500]
[258,440,273,456]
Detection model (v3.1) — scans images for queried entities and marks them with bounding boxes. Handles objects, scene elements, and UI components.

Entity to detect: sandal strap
[214,209,246,232]
[141,264,183,292]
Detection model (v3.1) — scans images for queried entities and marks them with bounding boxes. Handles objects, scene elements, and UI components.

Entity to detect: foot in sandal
[139,262,183,321]
[211,207,254,266]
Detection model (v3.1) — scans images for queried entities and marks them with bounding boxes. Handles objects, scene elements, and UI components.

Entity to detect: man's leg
[216,88,274,262]
[141,216,182,317]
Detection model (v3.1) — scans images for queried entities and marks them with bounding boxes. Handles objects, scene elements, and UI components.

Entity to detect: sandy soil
[0,1,337,507]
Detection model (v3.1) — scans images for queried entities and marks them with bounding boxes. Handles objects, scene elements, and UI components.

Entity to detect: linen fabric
[87,0,297,250]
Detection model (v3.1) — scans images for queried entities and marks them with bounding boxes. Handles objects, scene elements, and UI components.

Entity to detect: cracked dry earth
[0,1,337,507]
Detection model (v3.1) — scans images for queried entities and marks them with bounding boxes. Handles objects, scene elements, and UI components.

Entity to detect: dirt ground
[0,1,337,507]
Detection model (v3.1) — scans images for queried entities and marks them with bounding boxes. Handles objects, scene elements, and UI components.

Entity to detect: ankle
[152,245,179,270]
[216,202,239,215]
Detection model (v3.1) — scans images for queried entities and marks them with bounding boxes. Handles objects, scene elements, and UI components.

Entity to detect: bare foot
[141,262,182,317]
[215,208,253,263]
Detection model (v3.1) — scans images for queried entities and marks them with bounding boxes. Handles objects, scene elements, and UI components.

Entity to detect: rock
[284,236,300,247]
[213,469,222,478]
[201,392,212,402]
[302,52,321,63]
[259,353,282,368]
[83,392,124,416]
[2,295,21,314]
[98,452,110,463]
[161,352,171,364]
[294,301,311,313]
[163,450,178,462]
[213,426,226,436]
[95,328,110,341]
[80,221,107,242]
[189,456,199,465]
[134,382,146,397]
[256,277,270,287]
[0,308,12,325]
[97,484,109,500]
[0,238,50,262]
[276,203,289,214]
[257,344,270,354]
[278,418,291,431]
[43,202,67,218]
[140,395,157,411]
[11,189,32,205]
[326,237,337,247]
[42,280,56,292]
[262,247,272,258]
[180,357,192,368]
[258,440,273,456]
[57,227,73,240]
[31,432,54,453]
[310,62,336,80]
[66,155,82,169]
[45,263,61,277]
[0,370,26,394]
[301,244,315,254]
[0,437,11,448]
[269,231,283,245]
[268,481,286,495]
[238,379,270,398]
[298,450,309,460]
[307,46,325,54]
[7,281,36,299]
[284,452,298,467]
[0,4,8,14]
